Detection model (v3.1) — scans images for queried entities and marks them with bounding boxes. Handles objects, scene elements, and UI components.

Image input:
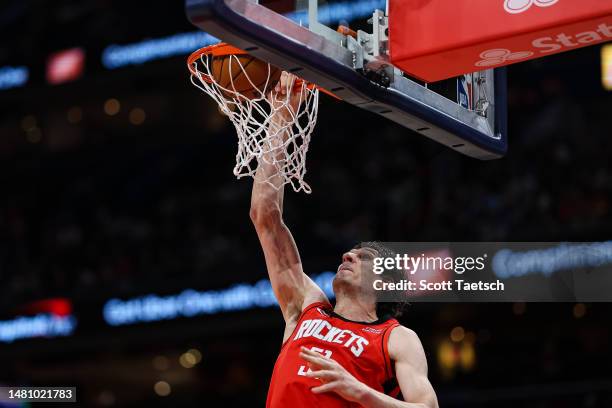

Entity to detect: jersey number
[297,347,332,376]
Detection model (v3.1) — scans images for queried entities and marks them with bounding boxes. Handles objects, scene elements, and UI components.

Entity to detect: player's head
[333,241,407,320]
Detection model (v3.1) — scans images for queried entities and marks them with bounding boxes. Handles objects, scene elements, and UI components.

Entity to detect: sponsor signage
[389,0,612,81]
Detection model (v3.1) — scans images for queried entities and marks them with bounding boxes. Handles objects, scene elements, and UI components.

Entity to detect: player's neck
[333,296,378,323]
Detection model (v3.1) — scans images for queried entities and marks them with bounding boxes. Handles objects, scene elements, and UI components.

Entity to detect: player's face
[334,247,379,291]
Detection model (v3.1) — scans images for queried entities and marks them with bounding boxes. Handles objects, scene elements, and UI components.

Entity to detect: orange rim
[187,42,340,100]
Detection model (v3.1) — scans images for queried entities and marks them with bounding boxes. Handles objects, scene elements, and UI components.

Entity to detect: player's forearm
[358,385,433,408]
[250,115,289,222]
[251,161,284,218]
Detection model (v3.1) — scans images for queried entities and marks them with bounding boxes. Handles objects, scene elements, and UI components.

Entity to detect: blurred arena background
[1,0,611,407]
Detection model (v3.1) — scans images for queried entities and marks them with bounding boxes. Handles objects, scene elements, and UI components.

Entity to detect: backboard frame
[186,0,507,159]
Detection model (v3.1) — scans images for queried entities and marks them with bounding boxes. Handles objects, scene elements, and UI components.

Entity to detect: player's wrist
[346,380,371,403]
[269,109,293,123]
[354,384,394,407]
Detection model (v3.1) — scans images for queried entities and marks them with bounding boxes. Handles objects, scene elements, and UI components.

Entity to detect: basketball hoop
[188,43,331,193]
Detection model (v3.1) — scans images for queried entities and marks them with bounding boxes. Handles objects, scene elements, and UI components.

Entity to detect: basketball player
[250,72,439,408]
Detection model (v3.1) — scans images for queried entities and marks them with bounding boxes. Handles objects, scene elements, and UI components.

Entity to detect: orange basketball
[211,54,281,99]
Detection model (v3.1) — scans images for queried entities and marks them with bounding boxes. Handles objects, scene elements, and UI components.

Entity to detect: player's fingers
[275,71,288,93]
[299,352,333,368]
[300,347,334,362]
[298,351,324,365]
[300,346,328,356]
[304,369,336,381]
[280,71,289,94]
[311,381,339,394]
[286,72,296,92]
[281,71,298,95]
[290,79,302,96]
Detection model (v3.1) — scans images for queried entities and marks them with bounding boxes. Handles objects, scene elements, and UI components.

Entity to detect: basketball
[211,54,281,99]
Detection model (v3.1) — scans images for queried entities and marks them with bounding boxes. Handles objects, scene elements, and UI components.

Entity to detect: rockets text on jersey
[267,302,401,408]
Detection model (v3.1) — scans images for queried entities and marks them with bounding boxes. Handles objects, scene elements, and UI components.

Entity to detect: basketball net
[188,46,319,194]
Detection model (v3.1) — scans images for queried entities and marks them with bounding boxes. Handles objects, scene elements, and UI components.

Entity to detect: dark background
[0,0,611,407]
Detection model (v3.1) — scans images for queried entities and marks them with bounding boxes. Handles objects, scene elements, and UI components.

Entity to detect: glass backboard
[185,0,507,159]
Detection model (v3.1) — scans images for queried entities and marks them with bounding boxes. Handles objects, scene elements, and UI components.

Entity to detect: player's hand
[300,347,368,402]
[268,71,303,119]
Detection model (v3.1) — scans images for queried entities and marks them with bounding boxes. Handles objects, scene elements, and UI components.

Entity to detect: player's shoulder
[387,325,427,364]
[389,325,421,345]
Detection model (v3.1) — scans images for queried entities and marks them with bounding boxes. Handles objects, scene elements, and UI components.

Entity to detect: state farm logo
[475,48,534,67]
[474,22,611,68]
[504,0,559,14]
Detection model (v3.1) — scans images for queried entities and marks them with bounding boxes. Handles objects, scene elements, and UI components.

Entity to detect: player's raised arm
[249,72,328,326]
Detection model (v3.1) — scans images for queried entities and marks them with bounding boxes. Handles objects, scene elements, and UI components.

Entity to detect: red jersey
[267,302,401,407]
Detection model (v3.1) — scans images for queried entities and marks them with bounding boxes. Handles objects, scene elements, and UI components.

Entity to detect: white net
[189,48,319,194]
